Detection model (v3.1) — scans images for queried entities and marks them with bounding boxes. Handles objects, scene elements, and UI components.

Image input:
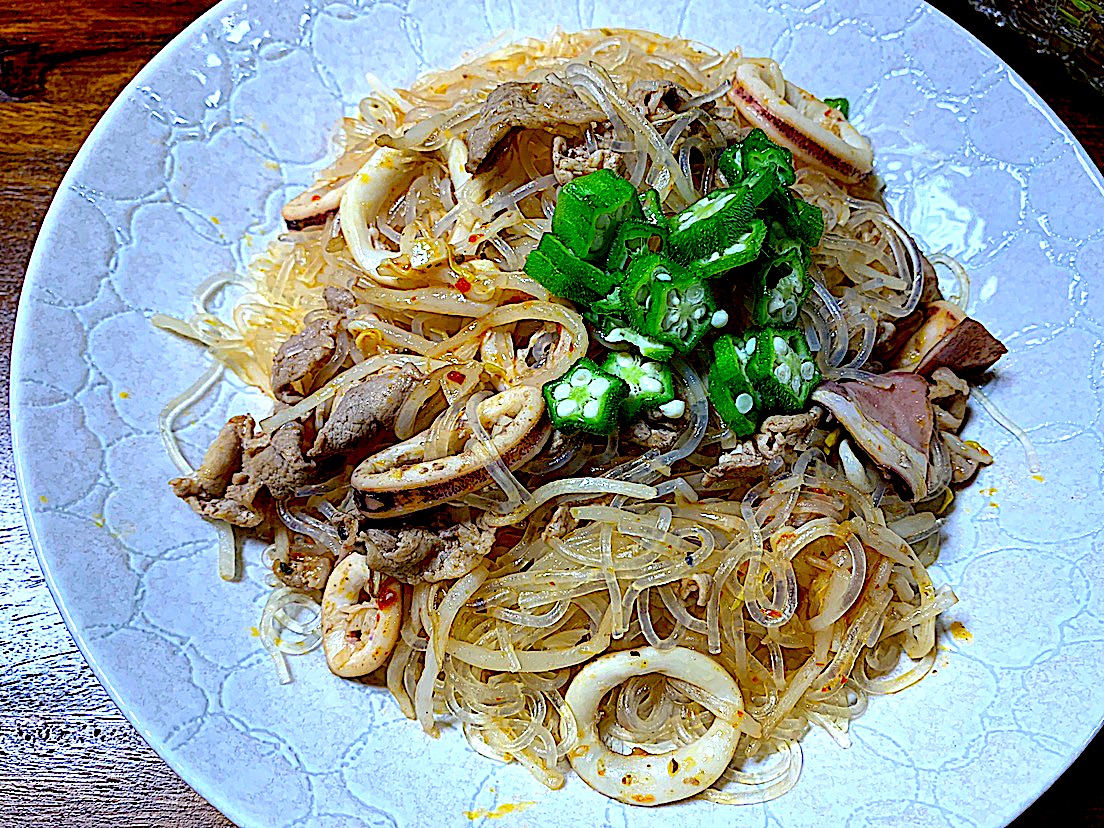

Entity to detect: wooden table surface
[1,2,1102,825]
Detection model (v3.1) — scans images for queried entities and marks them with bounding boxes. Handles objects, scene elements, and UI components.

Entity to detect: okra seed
[556,399,579,417]
[667,292,681,307]
[617,353,635,367]
[800,361,815,380]
[552,384,571,401]
[768,294,785,314]
[775,363,792,383]
[572,369,592,386]
[782,300,797,322]
[665,310,681,326]
[642,362,659,374]
[710,310,729,328]
[582,399,600,419]
[735,393,754,414]
[589,378,610,395]
[745,337,757,354]
[687,285,705,302]
[791,376,802,394]
[693,306,707,321]
[639,377,664,393]
[774,337,789,355]
[659,399,686,418]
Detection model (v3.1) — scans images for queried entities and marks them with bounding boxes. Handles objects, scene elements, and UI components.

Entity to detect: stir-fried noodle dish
[162,29,1012,806]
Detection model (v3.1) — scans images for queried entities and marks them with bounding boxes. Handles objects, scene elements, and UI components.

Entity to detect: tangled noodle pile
[159,29,1008,806]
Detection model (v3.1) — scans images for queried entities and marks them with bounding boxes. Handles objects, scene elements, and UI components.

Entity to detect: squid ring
[321,554,404,677]
[562,646,743,805]
[351,385,550,518]
[339,146,418,281]
[729,58,874,183]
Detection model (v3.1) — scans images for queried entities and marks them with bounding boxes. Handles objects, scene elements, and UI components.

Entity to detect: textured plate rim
[9,2,1104,826]
[9,5,275,825]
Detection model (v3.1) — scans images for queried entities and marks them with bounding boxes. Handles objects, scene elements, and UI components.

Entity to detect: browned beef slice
[170,415,261,527]
[323,286,356,314]
[627,80,689,120]
[310,366,419,458]
[271,315,339,403]
[355,518,496,584]
[171,417,317,527]
[465,82,604,172]
[240,420,316,501]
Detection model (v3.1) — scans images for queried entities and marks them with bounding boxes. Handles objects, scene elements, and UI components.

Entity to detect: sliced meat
[323,286,357,314]
[812,372,932,500]
[702,441,767,485]
[916,318,1007,377]
[271,315,339,403]
[627,80,690,121]
[541,503,579,543]
[170,415,258,526]
[244,420,316,501]
[625,419,681,452]
[873,253,945,363]
[928,367,970,432]
[273,550,334,590]
[712,116,747,145]
[919,252,945,304]
[552,135,623,185]
[310,366,420,458]
[703,409,822,487]
[184,415,249,497]
[412,521,496,582]
[343,515,497,584]
[888,299,1006,377]
[170,417,317,527]
[889,301,965,371]
[464,82,604,172]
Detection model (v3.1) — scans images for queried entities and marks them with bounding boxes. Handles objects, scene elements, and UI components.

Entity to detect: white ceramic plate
[12,1,1104,826]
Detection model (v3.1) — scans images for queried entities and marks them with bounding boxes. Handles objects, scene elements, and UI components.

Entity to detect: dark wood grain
[1,3,233,824]
[0,2,1102,825]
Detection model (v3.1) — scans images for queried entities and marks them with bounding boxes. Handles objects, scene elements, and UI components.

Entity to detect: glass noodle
[158,28,982,807]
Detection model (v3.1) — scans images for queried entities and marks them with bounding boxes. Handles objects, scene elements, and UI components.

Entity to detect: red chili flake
[377,586,400,609]
[310,194,322,202]
[530,82,540,94]
[447,370,465,384]
[455,276,472,293]
[468,233,481,243]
